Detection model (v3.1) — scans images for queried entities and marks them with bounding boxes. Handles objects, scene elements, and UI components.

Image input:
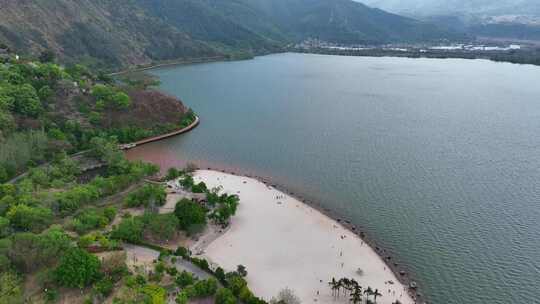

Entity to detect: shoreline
[292,48,540,68]
[108,56,231,76]
[120,116,200,151]
[191,168,426,304]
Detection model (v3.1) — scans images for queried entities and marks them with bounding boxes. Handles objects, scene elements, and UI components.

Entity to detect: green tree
[38,85,53,101]
[226,274,247,296]
[54,247,102,288]
[174,198,206,233]
[237,264,248,277]
[93,277,114,297]
[191,181,207,193]
[111,217,144,243]
[92,84,115,102]
[10,84,42,117]
[91,84,130,110]
[111,92,131,109]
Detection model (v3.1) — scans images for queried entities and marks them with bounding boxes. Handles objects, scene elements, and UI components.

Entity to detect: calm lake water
[127,53,540,304]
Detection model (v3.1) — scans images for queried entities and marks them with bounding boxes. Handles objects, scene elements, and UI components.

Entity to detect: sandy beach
[193,170,415,304]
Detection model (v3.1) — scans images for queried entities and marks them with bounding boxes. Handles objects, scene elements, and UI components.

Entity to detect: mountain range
[0,0,463,69]
[362,0,540,41]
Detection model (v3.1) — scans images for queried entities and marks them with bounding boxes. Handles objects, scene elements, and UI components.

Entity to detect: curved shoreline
[193,165,427,304]
[120,116,200,150]
[193,169,419,304]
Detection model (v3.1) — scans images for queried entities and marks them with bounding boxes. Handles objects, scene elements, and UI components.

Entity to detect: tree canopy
[54,247,102,288]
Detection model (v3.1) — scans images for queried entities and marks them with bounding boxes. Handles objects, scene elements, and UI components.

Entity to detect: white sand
[193,170,415,304]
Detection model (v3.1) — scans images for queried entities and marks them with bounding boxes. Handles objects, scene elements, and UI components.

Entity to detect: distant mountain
[236,0,465,44]
[362,0,540,41]
[361,0,540,17]
[0,0,464,69]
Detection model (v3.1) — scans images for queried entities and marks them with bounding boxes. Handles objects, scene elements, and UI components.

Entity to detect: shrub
[239,286,254,303]
[165,167,183,181]
[100,251,127,279]
[125,184,166,208]
[176,291,188,304]
[166,266,177,276]
[141,284,166,304]
[0,271,23,304]
[0,130,49,182]
[44,288,59,302]
[103,206,117,222]
[154,261,166,274]
[94,277,114,297]
[142,213,179,241]
[175,246,190,259]
[175,271,195,288]
[179,175,194,189]
[71,208,111,235]
[6,204,53,233]
[191,257,209,271]
[215,288,237,304]
[192,278,218,297]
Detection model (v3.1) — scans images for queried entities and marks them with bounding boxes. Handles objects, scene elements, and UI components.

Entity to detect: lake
[127,53,540,304]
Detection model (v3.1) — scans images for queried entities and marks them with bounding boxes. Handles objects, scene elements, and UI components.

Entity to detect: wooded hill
[0,0,464,69]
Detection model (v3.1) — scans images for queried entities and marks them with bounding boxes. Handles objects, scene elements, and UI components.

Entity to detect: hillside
[0,0,463,69]
[0,52,198,182]
[0,0,224,69]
